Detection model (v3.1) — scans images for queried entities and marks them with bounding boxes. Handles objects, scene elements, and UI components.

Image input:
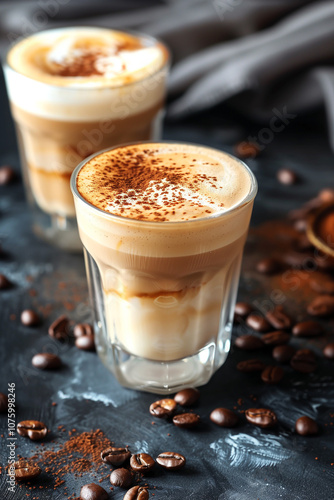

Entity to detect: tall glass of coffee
[4,27,169,250]
[71,142,257,393]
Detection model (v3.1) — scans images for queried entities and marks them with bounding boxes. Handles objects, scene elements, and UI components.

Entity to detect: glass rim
[71,141,258,226]
[3,26,170,91]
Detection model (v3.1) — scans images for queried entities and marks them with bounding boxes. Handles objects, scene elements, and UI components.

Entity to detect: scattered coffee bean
[110,468,133,488]
[266,306,292,330]
[315,255,334,272]
[173,412,200,429]
[101,447,131,466]
[262,331,290,346]
[124,486,149,500]
[0,273,12,290]
[245,408,277,428]
[310,275,334,294]
[48,315,70,340]
[272,345,296,363]
[234,302,253,318]
[0,392,8,412]
[292,320,324,337]
[75,334,95,351]
[283,251,313,268]
[210,408,238,428]
[80,483,108,500]
[17,420,48,440]
[323,342,334,359]
[149,399,177,418]
[295,416,319,436]
[246,313,271,333]
[234,141,260,159]
[290,349,317,373]
[174,388,199,407]
[14,460,41,481]
[156,452,186,470]
[20,309,40,327]
[261,365,284,384]
[74,323,94,338]
[295,234,313,252]
[307,295,334,317]
[277,168,298,185]
[0,165,15,185]
[256,257,282,275]
[236,359,266,372]
[294,219,307,232]
[32,353,61,370]
[235,335,264,351]
[130,453,155,472]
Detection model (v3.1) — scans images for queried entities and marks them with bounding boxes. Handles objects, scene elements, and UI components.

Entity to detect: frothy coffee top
[77,143,252,222]
[7,27,167,87]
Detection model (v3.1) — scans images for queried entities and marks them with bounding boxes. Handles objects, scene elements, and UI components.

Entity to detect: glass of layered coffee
[71,142,257,393]
[4,28,169,250]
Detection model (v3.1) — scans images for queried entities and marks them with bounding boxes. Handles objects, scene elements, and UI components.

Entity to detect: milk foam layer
[5,27,168,121]
[77,143,252,222]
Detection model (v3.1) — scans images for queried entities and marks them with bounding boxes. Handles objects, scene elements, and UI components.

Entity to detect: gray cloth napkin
[1,0,334,148]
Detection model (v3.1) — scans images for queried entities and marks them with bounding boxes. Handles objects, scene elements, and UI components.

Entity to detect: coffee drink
[72,142,256,392]
[4,27,168,249]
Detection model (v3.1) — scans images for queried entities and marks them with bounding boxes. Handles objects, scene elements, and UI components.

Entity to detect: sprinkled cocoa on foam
[77,143,252,222]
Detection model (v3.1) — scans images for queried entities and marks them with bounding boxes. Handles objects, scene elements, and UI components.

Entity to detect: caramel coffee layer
[77,143,252,222]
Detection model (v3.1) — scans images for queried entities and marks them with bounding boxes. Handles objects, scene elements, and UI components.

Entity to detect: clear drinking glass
[3,27,169,251]
[71,143,257,394]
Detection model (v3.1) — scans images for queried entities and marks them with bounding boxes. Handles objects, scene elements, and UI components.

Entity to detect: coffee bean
[246,314,271,333]
[292,320,324,337]
[174,388,199,407]
[315,255,334,272]
[17,420,48,440]
[172,412,200,429]
[101,447,131,466]
[272,345,296,363]
[0,165,15,185]
[234,302,253,318]
[290,349,317,373]
[323,342,334,359]
[210,408,238,428]
[80,483,108,500]
[261,365,284,384]
[0,392,8,413]
[307,295,334,317]
[262,330,290,346]
[130,453,155,472]
[75,334,95,351]
[318,188,334,202]
[295,416,319,436]
[234,141,260,159]
[234,335,264,351]
[245,408,277,428]
[74,323,94,338]
[236,359,266,372]
[256,258,282,275]
[110,468,133,488]
[48,315,70,340]
[124,486,149,500]
[156,452,186,470]
[21,309,40,327]
[14,460,41,481]
[149,399,177,418]
[277,168,298,185]
[0,274,12,290]
[294,219,307,232]
[32,353,61,370]
[310,275,334,294]
[295,234,314,252]
[266,306,292,330]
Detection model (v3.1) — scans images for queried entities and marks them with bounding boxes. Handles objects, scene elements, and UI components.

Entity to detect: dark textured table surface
[0,71,334,500]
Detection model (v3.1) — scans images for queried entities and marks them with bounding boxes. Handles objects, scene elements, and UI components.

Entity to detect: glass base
[97,340,229,394]
[32,210,82,252]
